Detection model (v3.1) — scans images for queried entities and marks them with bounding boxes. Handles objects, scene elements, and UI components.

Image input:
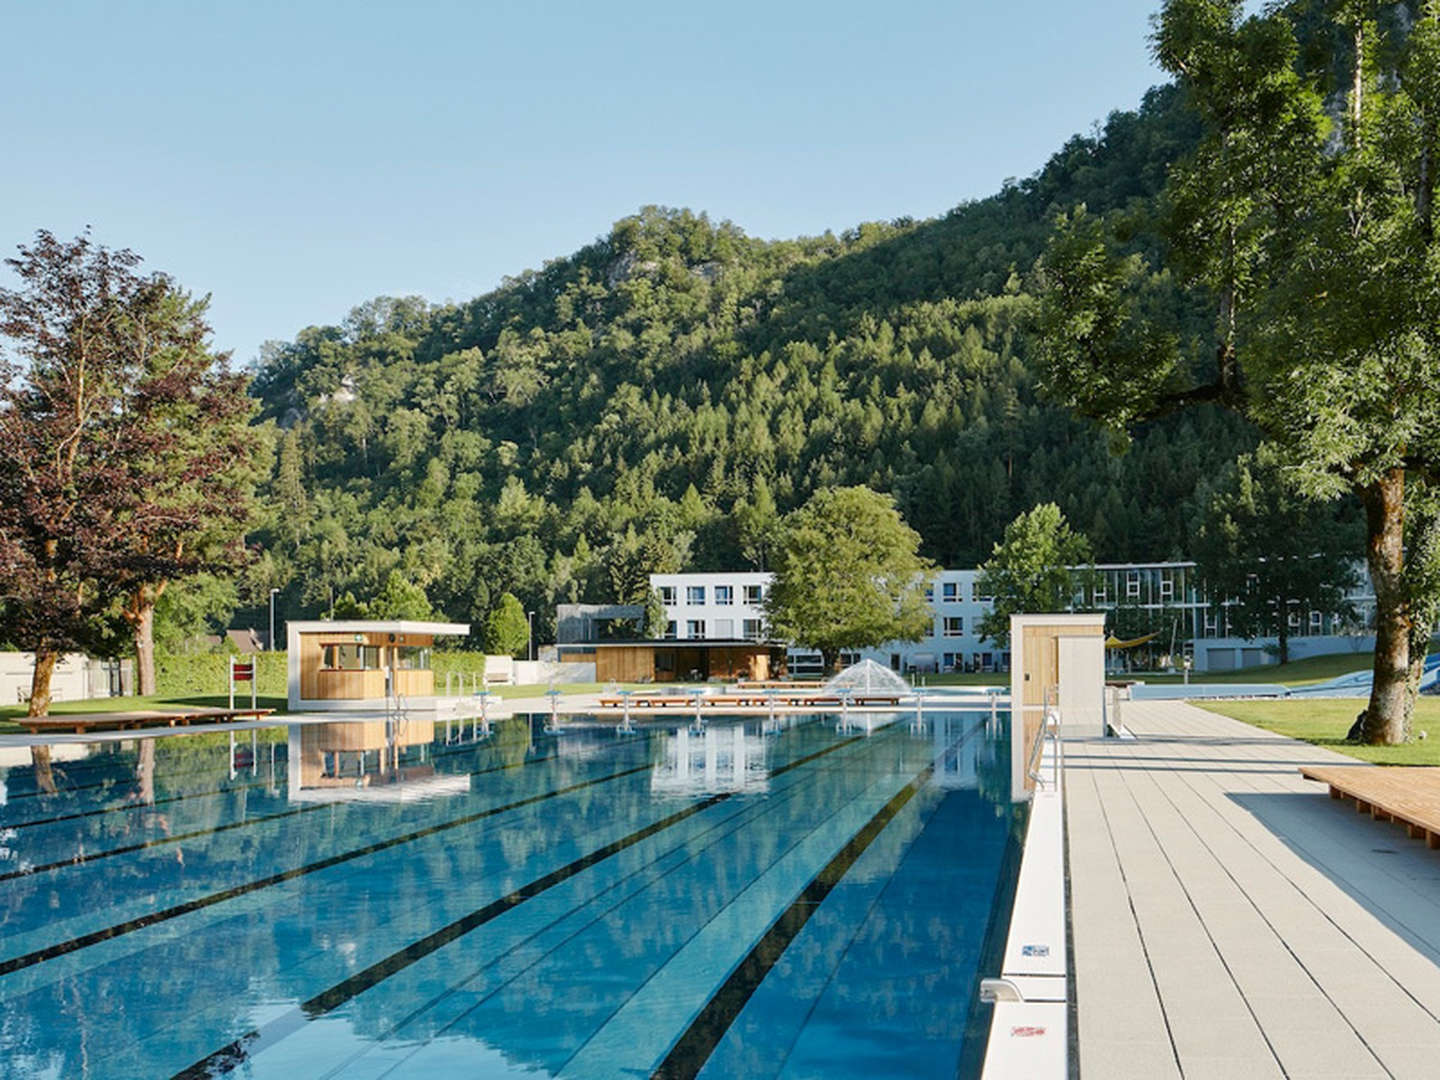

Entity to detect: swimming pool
[0,710,1023,1079]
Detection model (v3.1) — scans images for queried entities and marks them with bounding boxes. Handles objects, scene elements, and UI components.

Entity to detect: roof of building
[287,620,471,636]
[556,638,783,649]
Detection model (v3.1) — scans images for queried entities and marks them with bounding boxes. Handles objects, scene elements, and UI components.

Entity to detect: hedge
[154,649,491,699]
[155,652,288,697]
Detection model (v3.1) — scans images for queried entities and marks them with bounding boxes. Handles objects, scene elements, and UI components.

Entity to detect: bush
[155,651,288,697]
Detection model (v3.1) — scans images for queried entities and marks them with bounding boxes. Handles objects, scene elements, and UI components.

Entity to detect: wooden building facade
[286,620,470,711]
[556,639,787,684]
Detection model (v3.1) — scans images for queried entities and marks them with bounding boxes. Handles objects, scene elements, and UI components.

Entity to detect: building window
[686,620,706,639]
[322,644,383,670]
[1203,611,1218,637]
[686,586,706,605]
[1160,577,1174,600]
[942,582,959,602]
[743,584,763,604]
[1094,583,1107,604]
[658,585,676,605]
[743,618,763,640]
[974,581,993,603]
[943,616,964,637]
[1309,610,1323,633]
[942,652,957,672]
[1126,571,1140,598]
[714,619,734,639]
[664,621,677,640]
[1287,609,1301,630]
[839,650,862,667]
[924,584,934,603]
[715,585,734,606]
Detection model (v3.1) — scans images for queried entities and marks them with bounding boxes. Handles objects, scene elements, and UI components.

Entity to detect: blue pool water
[0,711,1023,1079]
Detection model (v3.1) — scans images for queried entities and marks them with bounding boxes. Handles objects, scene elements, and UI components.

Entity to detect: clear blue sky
[5,0,1168,366]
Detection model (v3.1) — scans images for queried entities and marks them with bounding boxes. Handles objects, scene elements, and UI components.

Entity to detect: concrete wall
[1194,634,1376,673]
[0,652,124,706]
[511,660,596,685]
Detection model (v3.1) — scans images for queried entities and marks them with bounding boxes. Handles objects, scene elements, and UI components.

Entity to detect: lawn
[924,652,1381,689]
[0,693,290,734]
[1196,698,1440,766]
[1136,650,1378,687]
[922,672,1007,687]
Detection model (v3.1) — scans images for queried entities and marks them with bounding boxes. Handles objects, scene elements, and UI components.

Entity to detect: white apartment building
[650,569,1010,675]
[651,561,1377,675]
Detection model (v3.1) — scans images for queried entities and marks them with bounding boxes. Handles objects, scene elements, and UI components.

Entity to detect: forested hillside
[240,83,1254,639]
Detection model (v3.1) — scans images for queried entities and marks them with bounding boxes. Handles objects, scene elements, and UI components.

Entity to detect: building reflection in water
[926,711,985,790]
[286,715,469,804]
[650,723,770,796]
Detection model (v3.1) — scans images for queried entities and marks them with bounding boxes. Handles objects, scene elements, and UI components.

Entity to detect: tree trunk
[28,650,59,796]
[820,647,840,675]
[136,738,156,806]
[1362,470,1410,744]
[133,596,157,696]
[1277,620,1289,667]
[27,649,58,717]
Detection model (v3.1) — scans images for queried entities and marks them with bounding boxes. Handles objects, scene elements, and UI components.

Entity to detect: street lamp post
[527,611,535,662]
[269,589,280,652]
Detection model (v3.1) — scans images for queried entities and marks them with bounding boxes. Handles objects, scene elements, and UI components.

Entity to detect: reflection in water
[28,746,55,796]
[926,711,989,790]
[650,723,770,795]
[0,711,1019,1080]
[286,716,470,804]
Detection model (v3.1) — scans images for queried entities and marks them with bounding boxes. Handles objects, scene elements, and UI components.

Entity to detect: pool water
[0,711,1023,1079]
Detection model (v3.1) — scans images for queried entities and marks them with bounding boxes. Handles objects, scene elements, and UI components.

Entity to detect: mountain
[241,82,1253,637]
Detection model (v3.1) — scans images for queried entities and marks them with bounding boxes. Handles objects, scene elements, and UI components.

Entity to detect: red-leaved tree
[0,231,258,713]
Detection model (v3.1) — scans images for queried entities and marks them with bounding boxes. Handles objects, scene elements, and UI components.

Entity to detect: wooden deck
[1300,764,1440,851]
[21,707,275,735]
[1067,700,1440,1079]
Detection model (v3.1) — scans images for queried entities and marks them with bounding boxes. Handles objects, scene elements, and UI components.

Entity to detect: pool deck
[1066,699,1440,1079]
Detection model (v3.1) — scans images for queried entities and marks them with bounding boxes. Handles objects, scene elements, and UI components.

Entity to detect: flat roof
[288,620,471,636]
[556,639,783,649]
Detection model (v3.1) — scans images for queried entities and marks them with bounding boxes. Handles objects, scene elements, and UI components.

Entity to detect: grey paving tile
[1066,700,1440,1075]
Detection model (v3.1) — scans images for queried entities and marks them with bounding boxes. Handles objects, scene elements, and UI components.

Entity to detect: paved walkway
[1067,700,1440,1080]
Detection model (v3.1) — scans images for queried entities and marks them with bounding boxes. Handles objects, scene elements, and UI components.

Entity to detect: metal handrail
[1026,684,1062,790]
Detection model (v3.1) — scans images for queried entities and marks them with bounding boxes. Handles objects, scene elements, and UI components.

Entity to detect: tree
[484,592,530,657]
[643,588,668,639]
[1036,1,1440,743]
[975,504,1094,646]
[111,284,261,693]
[763,486,933,671]
[0,232,258,700]
[367,571,434,619]
[1193,453,1360,664]
[734,475,782,569]
[0,232,156,716]
[153,573,240,654]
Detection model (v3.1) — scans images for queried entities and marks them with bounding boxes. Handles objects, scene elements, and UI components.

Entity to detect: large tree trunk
[1276,618,1290,666]
[27,649,57,718]
[133,597,156,696]
[123,584,161,697]
[28,650,58,795]
[1362,470,1411,744]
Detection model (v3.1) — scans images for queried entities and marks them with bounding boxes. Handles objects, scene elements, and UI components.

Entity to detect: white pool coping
[980,735,1070,1079]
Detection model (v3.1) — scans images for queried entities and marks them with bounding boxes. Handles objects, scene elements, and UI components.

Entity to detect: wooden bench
[22,707,276,735]
[1300,764,1440,850]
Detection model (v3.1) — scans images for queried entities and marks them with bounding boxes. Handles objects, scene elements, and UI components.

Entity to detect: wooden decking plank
[1069,700,1440,1078]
